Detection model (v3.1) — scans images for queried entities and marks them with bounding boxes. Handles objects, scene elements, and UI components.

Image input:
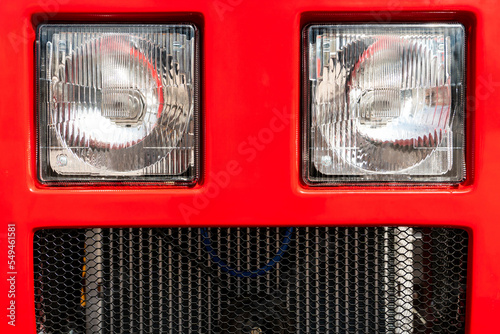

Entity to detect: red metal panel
[0,0,498,333]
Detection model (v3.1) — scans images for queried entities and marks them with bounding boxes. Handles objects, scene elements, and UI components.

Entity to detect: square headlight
[303,24,466,185]
[37,24,200,185]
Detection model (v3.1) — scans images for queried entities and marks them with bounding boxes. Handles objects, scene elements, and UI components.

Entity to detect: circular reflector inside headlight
[51,34,189,172]
[346,37,451,172]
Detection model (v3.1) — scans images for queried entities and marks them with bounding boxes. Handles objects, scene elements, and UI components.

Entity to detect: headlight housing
[302,24,466,185]
[37,24,200,185]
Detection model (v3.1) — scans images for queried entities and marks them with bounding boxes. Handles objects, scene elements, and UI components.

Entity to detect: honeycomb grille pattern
[33,227,468,334]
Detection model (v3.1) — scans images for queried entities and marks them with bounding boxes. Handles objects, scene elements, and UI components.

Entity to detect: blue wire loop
[200,227,294,278]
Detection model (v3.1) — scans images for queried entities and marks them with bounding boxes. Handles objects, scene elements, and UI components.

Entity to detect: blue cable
[200,227,294,278]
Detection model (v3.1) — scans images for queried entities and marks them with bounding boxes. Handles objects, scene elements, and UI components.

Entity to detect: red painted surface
[0,0,498,333]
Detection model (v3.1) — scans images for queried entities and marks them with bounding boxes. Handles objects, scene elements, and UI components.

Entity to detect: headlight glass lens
[37,24,199,184]
[303,24,466,185]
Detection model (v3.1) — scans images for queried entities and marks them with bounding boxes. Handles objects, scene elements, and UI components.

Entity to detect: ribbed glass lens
[304,24,466,184]
[37,25,199,184]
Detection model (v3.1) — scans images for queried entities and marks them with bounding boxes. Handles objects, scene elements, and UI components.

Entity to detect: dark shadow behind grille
[33,227,468,334]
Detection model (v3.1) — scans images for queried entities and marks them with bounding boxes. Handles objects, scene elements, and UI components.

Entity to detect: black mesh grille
[33,227,468,334]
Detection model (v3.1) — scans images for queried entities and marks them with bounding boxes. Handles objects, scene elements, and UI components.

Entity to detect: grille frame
[33,226,469,334]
